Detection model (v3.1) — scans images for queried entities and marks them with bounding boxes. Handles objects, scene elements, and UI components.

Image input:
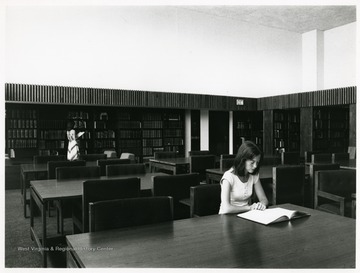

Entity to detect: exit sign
[236,99,244,105]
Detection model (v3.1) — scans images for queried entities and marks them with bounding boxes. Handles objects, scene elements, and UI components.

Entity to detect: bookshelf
[313,106,349,152]
[233,111,263,153]
[67,110,90,155]
[163,111,184,154]
[273,109,300,153]
[93,111,116,153]
[6,106,38,158]
[142,111,164,158]
[116,111,142,162]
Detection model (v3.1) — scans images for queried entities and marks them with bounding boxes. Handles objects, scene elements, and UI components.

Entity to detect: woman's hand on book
[250,202,266,211]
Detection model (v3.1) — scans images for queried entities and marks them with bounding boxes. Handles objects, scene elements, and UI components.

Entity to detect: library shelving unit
[116,110,142,162]
[163,111,184,154]
[142,111,164,158]
[233,111,263,153]
[92,111,116,154]
[191,110,200,151]
[313,106,349,152]
[38,107,67,156]
[6,106,38,159]
[273,109,300,153]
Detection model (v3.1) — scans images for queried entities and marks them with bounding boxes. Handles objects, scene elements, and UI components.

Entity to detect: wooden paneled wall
[5,83,257,111]
[257,86,356,110]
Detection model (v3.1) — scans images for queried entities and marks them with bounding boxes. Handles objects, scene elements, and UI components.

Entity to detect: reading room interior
[3,2,357,269]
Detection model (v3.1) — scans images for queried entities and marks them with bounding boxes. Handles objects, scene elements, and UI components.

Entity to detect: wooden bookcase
[233,111,263,153]
[5,103,185,162]
[273,109,300,153]
[313,106,349,152]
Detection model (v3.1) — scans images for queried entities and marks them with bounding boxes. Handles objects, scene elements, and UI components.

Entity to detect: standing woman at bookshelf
[219,140,268,214]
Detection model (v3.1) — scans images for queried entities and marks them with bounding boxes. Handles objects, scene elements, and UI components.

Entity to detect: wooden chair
[89,196,174,232]
[190,155,216,182]
[332,153,350,164]
[190,184,221,217]
[189,150,211,156]
[103,149,117,158]
[72,177,141,233]
[55,166,101,234]
[97,158,131,176]
[154,151,178,159]
[304,151,322,163]
[307,163,340,208]
[33,155,66,164]
[220,154,235,171]
[79,153,107,162]
[153,173,201,220]
[271,165,305,206]
[311,153,332,164]
[47,160,86,179]
[314,169,356,218]
[281,152,300,165]
[106,163,146,177]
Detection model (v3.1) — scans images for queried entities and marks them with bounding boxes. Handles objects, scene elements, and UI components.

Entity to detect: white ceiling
[181,5,356,33]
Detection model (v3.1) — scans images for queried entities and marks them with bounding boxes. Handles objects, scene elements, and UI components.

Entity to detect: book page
[237,207,297,225]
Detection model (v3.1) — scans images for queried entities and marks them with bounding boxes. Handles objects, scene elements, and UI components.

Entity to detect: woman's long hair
[232,141,262,176]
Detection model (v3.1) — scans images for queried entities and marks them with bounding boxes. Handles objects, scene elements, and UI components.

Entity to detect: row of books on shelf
[94,112,109,120]
[142,120,163,129]
[68,111,89,119]
[163,120,183,128]
[93,140,116,148]
[8,129,37,139]
[163,138,184,145]
[39,130,65,139]
[143,130,162,138]
[118,130,142,139]
[142,147,164,156]
[119,139,142,147]
[94,130,116,139]
[39,140,65,149]
[142,113,163,121]
[7,109,37,119]
[117,120,141,129]
[163,129,183,137]
[143,138,163,147]
[8,139,37,148]
[93,121,109,129]
[38,120,66,129]
[8,119,37,129]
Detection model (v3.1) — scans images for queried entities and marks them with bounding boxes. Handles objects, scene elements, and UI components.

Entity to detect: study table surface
[29,172,168,267]
[149,157,190,174]
[65,203,355,268]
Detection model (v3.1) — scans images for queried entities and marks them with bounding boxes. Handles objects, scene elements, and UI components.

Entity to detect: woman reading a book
[219,141,268,214]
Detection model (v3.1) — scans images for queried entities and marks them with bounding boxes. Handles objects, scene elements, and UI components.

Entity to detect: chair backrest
[119,153,136,163]
[47,160,86,179]
[311,153,332,164]
[79,154,107,162]
[189,150,211,156]
[308,163,340,208]
[304,151,322,163]
[348,146,356,159]
[190,155,216,181]
[281,152,300,165]
[332,153,350,163]
[261,156,281,166]
[56,166,101,180]
[33,155,66,164]
[82,177,141,232]
[272,165,305,206]
[153,151,178,159]
[97,158,131,176]
[220,158,234,171]
[89,196,173,232]
[190,184,221,217]
[153,173,201,201]
[106,163,146,177]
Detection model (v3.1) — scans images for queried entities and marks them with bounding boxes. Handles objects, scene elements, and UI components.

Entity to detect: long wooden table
[65,203,355,268]
[29,172,168,267]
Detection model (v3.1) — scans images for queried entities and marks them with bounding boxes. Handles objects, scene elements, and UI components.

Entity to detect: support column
[229,111,233,154]
[200,110,209,151]
[184,110,191,157]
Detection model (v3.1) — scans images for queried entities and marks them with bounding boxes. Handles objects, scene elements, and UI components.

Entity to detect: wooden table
[29,172,168,267]
[65,203,355,268]
[149,157,190,174]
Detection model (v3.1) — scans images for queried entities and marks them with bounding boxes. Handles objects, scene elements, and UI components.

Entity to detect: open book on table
[237,207,310,225]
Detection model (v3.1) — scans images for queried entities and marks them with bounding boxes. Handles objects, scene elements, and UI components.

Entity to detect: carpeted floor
[5,189,73,268]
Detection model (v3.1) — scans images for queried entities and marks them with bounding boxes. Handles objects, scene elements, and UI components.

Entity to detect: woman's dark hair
[232,141,262,176]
